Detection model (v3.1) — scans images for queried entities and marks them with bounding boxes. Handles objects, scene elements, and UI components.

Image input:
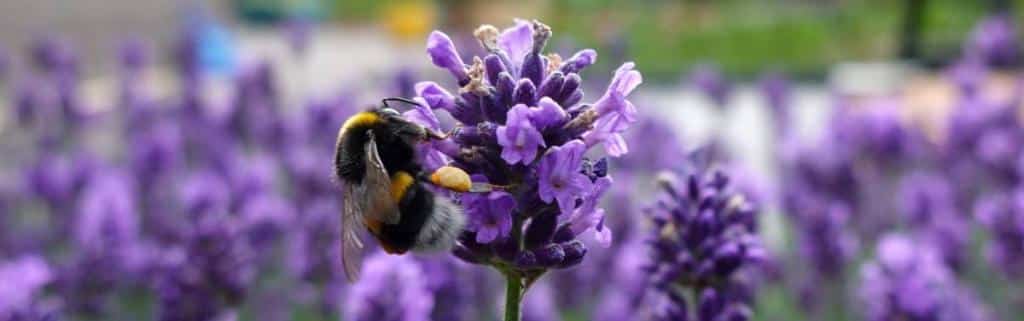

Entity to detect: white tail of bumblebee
[412,196,466,252]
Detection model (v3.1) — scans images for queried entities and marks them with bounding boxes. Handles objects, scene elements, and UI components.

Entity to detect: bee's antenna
[381,97,423,109]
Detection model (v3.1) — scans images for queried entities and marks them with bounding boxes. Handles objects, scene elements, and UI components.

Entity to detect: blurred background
[2,0,1024,321]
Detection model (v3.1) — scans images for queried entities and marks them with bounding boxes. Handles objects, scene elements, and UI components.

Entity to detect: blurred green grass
[237,0,1015,80]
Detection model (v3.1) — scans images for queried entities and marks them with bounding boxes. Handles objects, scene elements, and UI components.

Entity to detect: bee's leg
[425,125,462,140]
[468,182,509,192]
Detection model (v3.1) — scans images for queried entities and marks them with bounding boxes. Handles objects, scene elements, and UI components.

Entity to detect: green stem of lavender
[501,208,529,321]
[504,271,524,321]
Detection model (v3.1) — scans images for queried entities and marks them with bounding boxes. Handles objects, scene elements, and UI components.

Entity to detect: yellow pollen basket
[430,166,473,193]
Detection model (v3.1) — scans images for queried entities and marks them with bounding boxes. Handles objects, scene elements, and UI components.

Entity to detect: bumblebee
[335,98,484,281]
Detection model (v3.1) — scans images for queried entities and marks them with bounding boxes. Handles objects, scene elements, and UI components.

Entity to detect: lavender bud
[519,21,551,85]
[533,243,565,267]
[560,49,597,74]
[427,31,469,85]
[562,90,583,109]
[552,224,575,243]
[495,238,520,262]
[698,289,724,321]
[524,210,558,249]
[452,95,485,125]
[484,54,506,86]
[482,91,507,124]
[557,73,581,103]
[521,54,545,87]
[495,72,517,109]
[557,241,586,269]
[513,78,537,107]
[713,243,744,275]
[537,71,564,100]
[514,251,538,268]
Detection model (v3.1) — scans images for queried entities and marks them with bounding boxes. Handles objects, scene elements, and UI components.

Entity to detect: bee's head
[374,105,429,144]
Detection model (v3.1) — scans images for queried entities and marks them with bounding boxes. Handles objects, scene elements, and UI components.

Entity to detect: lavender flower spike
[413,19,640,321]
[644,166,765,321]
[427,31,469,85]
[497,104,546,164]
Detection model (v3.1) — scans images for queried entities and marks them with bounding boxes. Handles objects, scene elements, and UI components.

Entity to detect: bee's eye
[380,108,401,117]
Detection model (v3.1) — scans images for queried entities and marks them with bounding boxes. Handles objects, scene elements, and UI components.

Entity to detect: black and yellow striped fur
[335,107,465,258]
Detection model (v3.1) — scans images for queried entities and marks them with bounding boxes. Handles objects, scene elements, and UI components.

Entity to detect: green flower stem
[504,271,524,321]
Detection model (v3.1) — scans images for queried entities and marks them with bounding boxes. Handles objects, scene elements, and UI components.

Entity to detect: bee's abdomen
[411,196,465,252]
[376,182,434,253]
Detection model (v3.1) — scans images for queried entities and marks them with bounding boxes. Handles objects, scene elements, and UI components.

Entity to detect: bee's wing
[340,130,401,282]
[362,131,401,225]
[341,182,365,282]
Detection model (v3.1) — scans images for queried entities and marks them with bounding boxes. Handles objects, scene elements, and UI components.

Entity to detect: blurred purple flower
[239,194,295,249]
[157,209,254,321]
[794,198,858,278]
[689,64,731,108]
[521,282,559,321]
[30,35,73,74]
[130,120,183,191]
[419,256,495,321]
[758,71,791,135]
[0,255,54,318]
[975,189,1024,278]
[25,153,76,209]
[284,17,313,55]
[224,153,278,211]
[859,234,994,321]
[287,197,345,316]
[947,58,988,98]
[966,14,1020,67]
[75,170,139,251]
[290,198,341,282]
[592,238,657,321]
[899,172,968,271]
[344,252,433,321]
[179,170,231,219]
[118,38,149,73]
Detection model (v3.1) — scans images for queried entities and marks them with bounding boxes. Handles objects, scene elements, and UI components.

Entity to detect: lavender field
[1,2,1023,321]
